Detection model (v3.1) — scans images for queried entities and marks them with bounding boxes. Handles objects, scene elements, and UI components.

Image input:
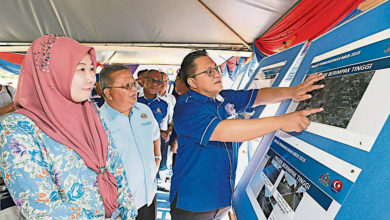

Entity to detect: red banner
[0,52,25,65]
[255,0,364,56]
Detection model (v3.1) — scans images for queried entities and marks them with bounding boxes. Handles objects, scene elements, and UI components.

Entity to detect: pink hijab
[15,35,118,217]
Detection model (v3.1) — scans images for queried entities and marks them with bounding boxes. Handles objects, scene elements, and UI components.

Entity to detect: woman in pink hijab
[0,35,137,219]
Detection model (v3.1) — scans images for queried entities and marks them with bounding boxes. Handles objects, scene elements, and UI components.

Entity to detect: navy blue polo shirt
[137,94,168,130]
[170,89,258,212]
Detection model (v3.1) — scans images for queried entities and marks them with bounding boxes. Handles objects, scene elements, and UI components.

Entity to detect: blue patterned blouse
[0,113,137,219]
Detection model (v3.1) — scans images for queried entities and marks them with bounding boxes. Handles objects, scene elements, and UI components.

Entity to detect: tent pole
[49,0,69,36]
[194,0,251,51]
[105,51,118,64]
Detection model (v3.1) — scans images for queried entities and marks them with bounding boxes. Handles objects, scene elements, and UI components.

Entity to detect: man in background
[174,73,189,96]
[158,72,176,186]
[138,70,168,130]
[0,83,16,211]
[90,74,105,107]
[169,73,189,167]
[0,84,16,121]
[136,69,148,92]
[138,70,169,192]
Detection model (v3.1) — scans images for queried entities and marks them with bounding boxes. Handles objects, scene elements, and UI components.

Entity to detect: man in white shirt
[158,72,176,184]
[159,72,176,144]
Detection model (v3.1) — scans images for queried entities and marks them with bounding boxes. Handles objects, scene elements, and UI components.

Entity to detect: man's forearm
[253,87,292,107]
[253,73,325,107]
[153,139,161,168]
[209,108,321,142]
[167,122,174,133]
[210,117,282,142]
[0,102,15,116]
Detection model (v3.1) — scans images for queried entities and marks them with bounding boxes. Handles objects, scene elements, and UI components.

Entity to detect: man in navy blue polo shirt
[170,50,324,219]
[138,70,170,190]
[138,70,168,129]
[90,74,105,107]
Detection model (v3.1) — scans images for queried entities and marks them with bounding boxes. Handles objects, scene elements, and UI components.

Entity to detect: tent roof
[0,0,297,65]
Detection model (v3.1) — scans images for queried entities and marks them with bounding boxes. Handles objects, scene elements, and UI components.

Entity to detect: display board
[233,2,390,220]
[287,29,390,151]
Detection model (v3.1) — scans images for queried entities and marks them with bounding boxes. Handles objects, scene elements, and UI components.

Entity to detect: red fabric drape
[0,52,25,65]
[255,0,364,56]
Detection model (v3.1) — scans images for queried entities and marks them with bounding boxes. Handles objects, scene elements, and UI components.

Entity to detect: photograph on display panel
[263,157,282,185]
[247,62,285,90]
[257,185,277,219]
[276,171,306,212]
[295,70,375,128]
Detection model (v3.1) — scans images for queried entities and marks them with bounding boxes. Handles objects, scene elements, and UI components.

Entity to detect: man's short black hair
[180,49,208,88]
[99,64,129,97]
[145,69,162,79]
[137,69,148,78]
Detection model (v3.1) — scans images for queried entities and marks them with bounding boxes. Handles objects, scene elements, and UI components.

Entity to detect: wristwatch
[155,155,162,160]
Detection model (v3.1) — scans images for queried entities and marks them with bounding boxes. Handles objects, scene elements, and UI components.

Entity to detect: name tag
[141,121,152,126]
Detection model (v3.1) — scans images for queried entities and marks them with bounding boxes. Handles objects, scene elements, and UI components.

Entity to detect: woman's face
[71,54,95,102]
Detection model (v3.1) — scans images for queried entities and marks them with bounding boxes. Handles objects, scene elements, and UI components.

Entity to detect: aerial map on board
[295,70,375,128]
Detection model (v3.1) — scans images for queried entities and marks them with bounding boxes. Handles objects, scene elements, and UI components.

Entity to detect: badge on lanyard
[225,103,237,116]
[156,108,161,113]
[225,103,238,119]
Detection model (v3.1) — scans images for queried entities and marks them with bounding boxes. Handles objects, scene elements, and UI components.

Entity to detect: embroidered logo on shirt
[156,108,161,113]
[225,103,237,116]
[141,113,148,119]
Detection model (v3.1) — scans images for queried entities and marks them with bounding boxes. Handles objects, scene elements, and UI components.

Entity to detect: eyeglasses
[105,82,137,91]
[190,65,221,78]
[146,77,163,85]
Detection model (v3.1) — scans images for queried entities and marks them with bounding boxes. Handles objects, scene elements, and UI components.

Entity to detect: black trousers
[136,195,157,220]
[0,196,15,211]
[172,153,176,168]
[170,195,230,220]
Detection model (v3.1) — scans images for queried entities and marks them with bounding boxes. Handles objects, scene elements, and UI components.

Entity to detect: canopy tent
[0,0,298,65]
